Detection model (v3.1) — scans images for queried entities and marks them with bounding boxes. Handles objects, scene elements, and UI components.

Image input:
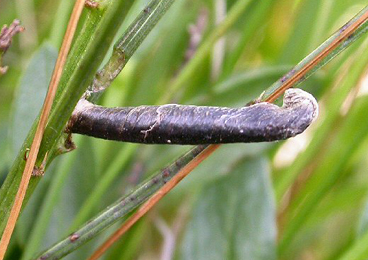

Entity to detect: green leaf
[10,43,57,158]
[181,157,276,260]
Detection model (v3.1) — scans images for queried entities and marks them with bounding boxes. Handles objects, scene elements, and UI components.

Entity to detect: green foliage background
[0,0,368,259]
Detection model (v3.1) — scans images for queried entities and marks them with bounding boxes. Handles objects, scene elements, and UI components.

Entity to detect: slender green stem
[21,141,80,260]
[0,3,107,233]
[275,40,368,200]
[260,5,368,102]
[88,0,176,102]
[1,0,181,256]
[0,0,134,236]
[49,0,75,47]
[33,145,206,260]
[2,0,180,254]
[274,5,368,199]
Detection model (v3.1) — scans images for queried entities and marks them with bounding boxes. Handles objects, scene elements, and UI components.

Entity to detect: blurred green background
[1,0,368,259]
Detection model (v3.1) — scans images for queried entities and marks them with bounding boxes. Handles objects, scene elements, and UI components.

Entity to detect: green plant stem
[0,0,134,236]
[260,5,368,102]
[21,141,80,260]
[88,0,176,102]
[33,145,207,260]
[0,3,108,233]
[49,0,75,47]
[275,40,368,201]
[3,0,180,255]
[3,0,180,254]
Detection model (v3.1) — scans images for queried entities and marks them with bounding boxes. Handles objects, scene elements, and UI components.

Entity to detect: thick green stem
[0,0,134,236]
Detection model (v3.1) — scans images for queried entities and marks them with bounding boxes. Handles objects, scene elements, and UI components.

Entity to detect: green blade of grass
[32,145,207,260]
